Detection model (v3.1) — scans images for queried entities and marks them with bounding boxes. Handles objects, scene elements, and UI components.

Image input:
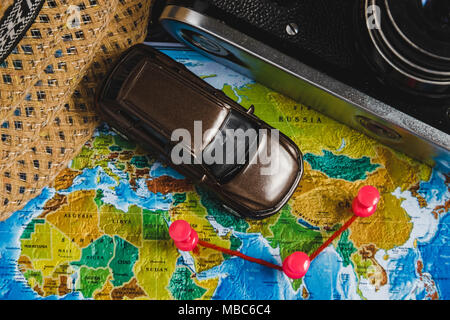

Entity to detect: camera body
[159,0,450,171]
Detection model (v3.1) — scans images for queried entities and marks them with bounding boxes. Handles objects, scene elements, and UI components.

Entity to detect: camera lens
[388,0,450,60]
[416,0,450,42]
[358,0,450,99]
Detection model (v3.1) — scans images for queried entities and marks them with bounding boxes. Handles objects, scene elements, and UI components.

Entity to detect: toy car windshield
[203,110,259,183]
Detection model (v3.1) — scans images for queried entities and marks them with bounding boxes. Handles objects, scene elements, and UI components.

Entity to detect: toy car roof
[119,55,230,154]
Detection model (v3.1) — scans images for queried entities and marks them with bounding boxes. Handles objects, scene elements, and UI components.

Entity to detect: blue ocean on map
[419,210,450,299]
[418,169,448,203]
[304,248,343,300]
[386,169,449,300]
[150,163,185,180]
[197,232,300,300]
[418,170,449,299]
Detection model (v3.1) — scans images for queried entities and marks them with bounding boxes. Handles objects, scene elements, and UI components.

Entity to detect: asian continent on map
[0,48,448,300]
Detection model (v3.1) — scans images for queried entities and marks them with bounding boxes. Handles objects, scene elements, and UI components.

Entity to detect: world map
[0,46,448,300]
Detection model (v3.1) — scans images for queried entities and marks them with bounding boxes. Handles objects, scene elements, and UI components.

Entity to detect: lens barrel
[357,0,450,99]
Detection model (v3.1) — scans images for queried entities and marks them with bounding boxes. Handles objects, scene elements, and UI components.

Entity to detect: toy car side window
[134,121,168,149]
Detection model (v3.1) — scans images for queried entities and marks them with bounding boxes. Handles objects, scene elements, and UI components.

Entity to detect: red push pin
[282,251,310,279]
[282,186,380,279]
[352,185,380,218]
[169,220,199,251]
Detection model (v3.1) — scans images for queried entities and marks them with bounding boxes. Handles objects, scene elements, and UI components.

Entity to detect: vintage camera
[157,0,450,171]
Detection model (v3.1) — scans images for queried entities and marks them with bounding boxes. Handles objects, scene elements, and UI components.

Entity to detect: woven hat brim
[0,0,153,219]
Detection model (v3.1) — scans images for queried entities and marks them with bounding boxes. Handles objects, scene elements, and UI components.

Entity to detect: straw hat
[0,0,154,219]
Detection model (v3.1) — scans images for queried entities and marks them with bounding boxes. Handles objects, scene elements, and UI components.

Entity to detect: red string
[309,215,357,261]
[194,215,358,272]
[197,240,283,271]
